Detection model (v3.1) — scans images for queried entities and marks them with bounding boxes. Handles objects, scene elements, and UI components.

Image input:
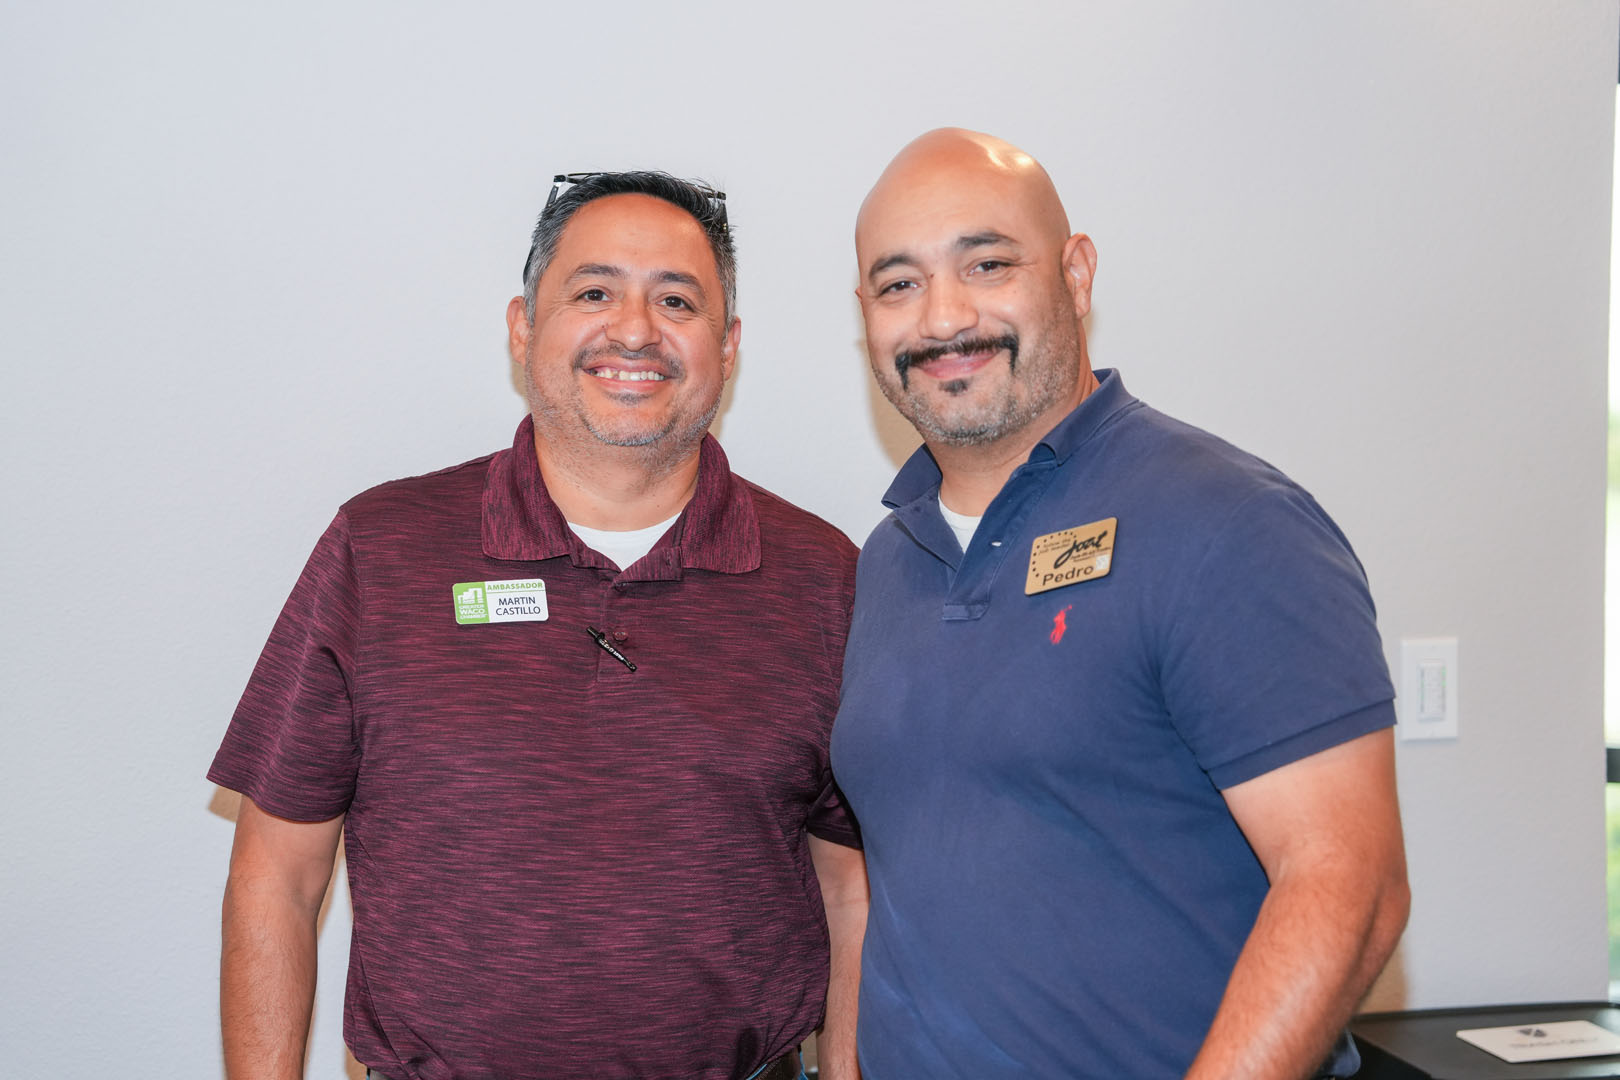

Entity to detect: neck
[531,429,705,531]
[934,367,1099,517]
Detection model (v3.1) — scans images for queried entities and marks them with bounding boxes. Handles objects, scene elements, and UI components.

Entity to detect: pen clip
[586,626,637,672]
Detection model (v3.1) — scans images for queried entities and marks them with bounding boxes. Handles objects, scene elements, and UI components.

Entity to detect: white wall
[2,2,1615,1075]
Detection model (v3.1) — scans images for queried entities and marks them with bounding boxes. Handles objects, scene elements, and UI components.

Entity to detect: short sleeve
[807,778,863,849]
[207,511,363,821]
[1158,485,1395,789]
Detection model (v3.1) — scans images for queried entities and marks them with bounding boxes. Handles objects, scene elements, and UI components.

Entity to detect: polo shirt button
[612,629,629,643]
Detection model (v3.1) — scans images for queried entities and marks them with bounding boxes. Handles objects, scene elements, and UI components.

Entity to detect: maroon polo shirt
[209,416,860,1080]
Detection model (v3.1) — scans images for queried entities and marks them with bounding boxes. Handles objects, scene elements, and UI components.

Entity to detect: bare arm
[220,796,345,1080]
[1184,728,1409,1080]
[810,836,870,1080]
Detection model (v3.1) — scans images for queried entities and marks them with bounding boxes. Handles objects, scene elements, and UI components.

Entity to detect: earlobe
[1062,234,1098,319]
[506,296,531,365]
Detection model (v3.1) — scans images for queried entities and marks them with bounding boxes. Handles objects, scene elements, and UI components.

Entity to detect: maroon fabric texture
[209,417,860,1080]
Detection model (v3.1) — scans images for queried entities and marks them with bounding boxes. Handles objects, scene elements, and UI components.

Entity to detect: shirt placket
[587,575,643,680]
[942,460,1058,621]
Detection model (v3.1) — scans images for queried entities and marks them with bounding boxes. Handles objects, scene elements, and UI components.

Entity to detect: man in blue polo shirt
[831,129,1409,1079]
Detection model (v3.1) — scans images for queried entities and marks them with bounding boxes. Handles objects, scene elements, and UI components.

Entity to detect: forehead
[547,193,718,281]
[857,169,1048,269]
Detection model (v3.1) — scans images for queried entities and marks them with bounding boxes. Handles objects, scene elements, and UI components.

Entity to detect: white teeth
[590,369,666,382]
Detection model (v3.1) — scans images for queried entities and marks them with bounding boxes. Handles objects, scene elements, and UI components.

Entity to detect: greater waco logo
[453,579,548,624]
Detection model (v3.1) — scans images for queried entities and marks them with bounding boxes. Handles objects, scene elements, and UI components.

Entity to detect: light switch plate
[1399,637,1458,740]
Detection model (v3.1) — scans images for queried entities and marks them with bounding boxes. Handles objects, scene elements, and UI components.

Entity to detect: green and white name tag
[453,579,549,625]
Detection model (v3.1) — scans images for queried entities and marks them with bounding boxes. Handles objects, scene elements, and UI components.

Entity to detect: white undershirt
[567,511,682,570]
[937,496,983,555]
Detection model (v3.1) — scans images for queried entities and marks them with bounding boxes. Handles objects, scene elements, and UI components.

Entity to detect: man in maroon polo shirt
[210,172,868,1080]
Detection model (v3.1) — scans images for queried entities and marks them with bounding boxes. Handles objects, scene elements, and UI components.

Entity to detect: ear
[720,315,742,381]
[506,296,532,366]
[1061,234,1098,320]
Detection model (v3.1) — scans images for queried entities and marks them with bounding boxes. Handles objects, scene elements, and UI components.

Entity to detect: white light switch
[1416,660,1446,720]
[1400,637,1459,740]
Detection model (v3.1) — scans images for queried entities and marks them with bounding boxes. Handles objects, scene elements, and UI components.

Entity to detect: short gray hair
[521,171,736,327]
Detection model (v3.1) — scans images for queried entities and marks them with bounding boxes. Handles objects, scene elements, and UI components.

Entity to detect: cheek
[861,307,908,355]
[979,290,1034,326]
[667,331,732,382]
[535,315,602,353]
[867,349,901,387]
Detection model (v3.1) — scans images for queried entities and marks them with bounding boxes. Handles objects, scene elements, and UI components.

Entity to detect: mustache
[572,344,681,375]
[894,334,1019,389]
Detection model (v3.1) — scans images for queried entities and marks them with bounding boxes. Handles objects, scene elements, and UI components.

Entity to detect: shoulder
[338,451,497,530]
[732,478,858,646]
[1111,405,1289,495]
[854,509,911,564]
[1095,403,1335,531]
[740,478,859,571]
[1042,403,1369,606]
[323,451,501,570]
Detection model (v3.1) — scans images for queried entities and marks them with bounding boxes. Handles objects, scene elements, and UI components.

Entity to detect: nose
[918,275,978,342]
[605,295,659,352]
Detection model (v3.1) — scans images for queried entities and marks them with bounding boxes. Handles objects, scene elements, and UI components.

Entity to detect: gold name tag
[1025,517,1116,595]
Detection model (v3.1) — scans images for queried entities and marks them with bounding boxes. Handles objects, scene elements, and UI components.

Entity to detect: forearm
[809,837,869,1080]
[818,892,868,1080]
[1183,869,1408,1080]
[221,873,323,1080]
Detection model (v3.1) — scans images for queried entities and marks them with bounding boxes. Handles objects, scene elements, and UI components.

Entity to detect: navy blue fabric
[831,370,1395,1079]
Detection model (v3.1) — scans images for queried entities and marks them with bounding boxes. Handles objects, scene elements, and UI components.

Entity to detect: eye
[876,279,916,296]
[576,287,609,303]
[659,294,693,310]
[971,259,1010,274]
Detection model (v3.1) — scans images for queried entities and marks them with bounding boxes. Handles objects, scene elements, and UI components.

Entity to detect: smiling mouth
[588,368,667,382]
[894,334,1019,390]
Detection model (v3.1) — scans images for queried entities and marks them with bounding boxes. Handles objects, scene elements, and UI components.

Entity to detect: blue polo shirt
[831,370,1394,1078]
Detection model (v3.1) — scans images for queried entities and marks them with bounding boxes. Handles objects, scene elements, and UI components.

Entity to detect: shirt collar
[881,367,1139,510]
[482,415,761,578]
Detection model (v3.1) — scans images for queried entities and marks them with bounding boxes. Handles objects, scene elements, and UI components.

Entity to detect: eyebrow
[567,263,707,294]
[865,230,1019,282]
[652,269,705,292]
[567,263,625,282]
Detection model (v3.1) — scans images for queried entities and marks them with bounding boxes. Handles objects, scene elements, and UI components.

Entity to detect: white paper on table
[1455,1020,1620,1063]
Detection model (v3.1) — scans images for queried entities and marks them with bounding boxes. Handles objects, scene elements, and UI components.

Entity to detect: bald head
[857,128,1071,269]
[853,128,1099,458]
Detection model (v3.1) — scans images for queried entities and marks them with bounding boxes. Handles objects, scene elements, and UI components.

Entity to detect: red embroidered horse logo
[1050,604,1074,645]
